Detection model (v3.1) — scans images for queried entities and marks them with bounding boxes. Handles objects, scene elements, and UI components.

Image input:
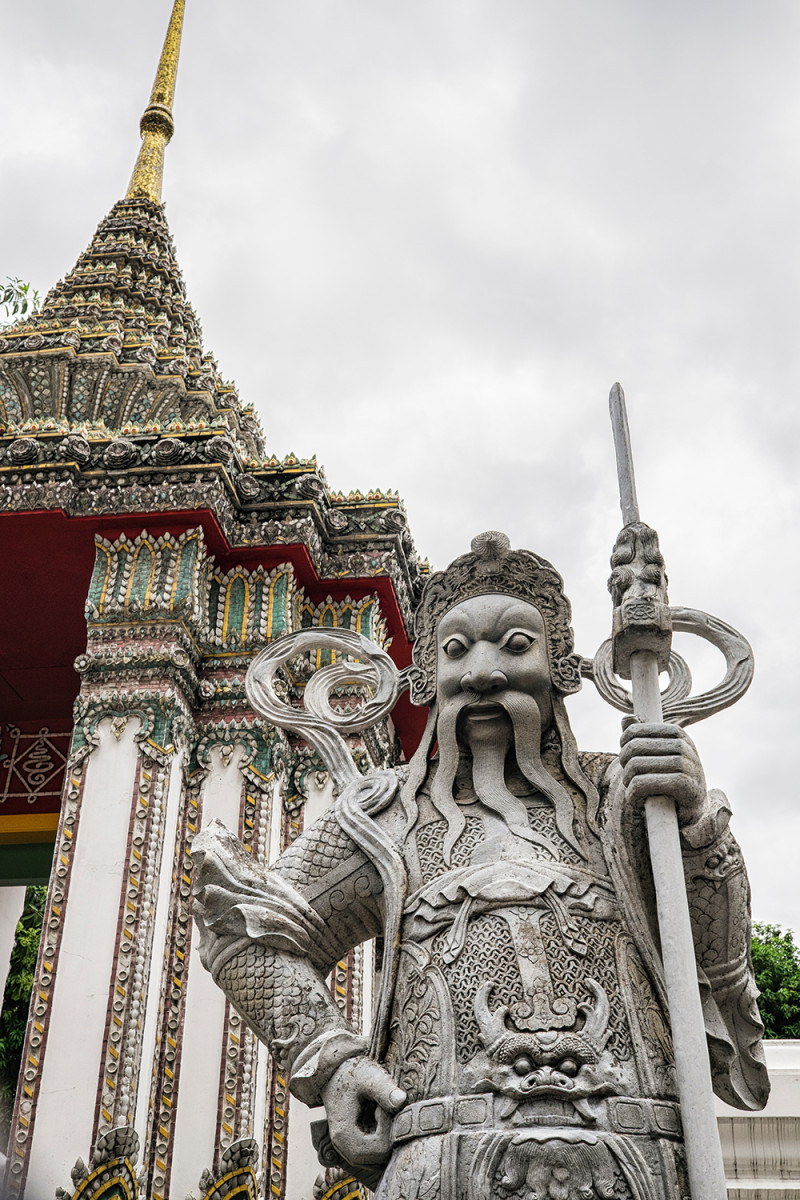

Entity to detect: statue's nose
[461,666,507,695]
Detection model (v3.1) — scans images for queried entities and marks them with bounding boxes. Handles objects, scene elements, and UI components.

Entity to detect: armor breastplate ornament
[379,802,686,1199]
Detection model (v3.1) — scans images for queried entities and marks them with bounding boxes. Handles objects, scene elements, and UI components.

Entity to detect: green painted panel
[208,578,221,634]
[0,842,54,886]
[359,601,375,638]
[156,545,173,600]
[114,547,129,604]
[269,574,289,637]
[319,607,335,666]
[226,576,247,643]
[128,544,154,607]
[88,545,111,609]
[173,535,199,608]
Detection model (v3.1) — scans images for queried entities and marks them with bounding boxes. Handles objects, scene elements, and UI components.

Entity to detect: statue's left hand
[320,1056,407,1167]
[619,722,707,825]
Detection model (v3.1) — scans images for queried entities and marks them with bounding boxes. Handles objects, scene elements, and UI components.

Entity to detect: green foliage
[752,922,800,1039]
[0,277,40,321]
[0,886,46,1144]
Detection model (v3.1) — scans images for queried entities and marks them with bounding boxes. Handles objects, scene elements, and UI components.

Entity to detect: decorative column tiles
[330,953,354,1022]
[88,527,203,617]
[91,741,175,1140]
[4,758,88,1196]
[263,1066,291,1200]
[86,526,392,665]
[283,803,304,851]
[260,799,304,1200]
[299,594,387,652]
[145,770,203,1200]
[214,1007,261,1174]
[213,755,275,1172]
[204,565,297,649]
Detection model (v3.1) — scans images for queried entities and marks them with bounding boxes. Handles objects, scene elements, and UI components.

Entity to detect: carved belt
[391,1095,682,1144]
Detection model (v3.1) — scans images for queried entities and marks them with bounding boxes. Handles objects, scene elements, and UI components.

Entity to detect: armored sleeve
[192,811,384,1104]
[679,789,769,1109]
[598,761,769,1111]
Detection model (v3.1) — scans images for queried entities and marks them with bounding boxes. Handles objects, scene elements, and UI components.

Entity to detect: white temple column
[134,741,187,1139]
[169,746,245,1200]
[285,1108,320,1200]
[21,717,142,1200]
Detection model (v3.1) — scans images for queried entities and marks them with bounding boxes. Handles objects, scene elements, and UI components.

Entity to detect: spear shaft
[608,384,727,1199]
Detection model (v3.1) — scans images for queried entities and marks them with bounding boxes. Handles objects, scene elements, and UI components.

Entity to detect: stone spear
[608,382,727,1198]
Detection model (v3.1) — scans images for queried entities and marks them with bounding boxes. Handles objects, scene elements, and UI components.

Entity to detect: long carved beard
[429,691,586,866]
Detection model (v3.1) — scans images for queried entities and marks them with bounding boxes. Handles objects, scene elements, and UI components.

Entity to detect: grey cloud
[1,0,798,927]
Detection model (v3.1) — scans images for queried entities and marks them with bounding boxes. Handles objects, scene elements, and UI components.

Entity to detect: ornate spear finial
[126,0,186,204]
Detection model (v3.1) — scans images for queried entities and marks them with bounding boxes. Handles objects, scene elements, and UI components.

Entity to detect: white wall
[717,1041,800,1197]
[285,1102,321,1200]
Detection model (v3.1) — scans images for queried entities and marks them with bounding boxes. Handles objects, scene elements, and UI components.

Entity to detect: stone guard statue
[192,528,767,1200]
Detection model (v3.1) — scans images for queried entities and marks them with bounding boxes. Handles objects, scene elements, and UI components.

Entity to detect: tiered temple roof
[0,0,262,455]
[0,196,263,453]
[0,0,426,737]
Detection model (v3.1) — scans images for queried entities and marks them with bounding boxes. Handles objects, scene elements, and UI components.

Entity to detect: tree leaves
[0,277,40,322]
[0,886,46,1142]
[752,922,800,1039]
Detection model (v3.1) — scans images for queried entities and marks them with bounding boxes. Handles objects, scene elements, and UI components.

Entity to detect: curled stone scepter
[191,415,767,1200]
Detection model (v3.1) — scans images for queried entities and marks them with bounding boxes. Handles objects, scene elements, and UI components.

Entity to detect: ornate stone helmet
[410,531,582,705]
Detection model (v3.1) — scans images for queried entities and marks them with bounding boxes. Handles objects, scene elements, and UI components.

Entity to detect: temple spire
[126,0,186,204]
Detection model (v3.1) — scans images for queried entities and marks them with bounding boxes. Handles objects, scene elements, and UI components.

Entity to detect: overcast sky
[1,1,798,930]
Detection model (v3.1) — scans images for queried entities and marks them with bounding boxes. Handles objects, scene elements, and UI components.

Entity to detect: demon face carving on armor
[464,978,624,1124]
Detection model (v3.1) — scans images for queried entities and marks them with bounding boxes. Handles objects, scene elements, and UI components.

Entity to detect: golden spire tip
[126,0,186,205]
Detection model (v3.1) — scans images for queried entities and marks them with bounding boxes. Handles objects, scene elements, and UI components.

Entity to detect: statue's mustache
[444,688,529,724]
[434,688,585,863]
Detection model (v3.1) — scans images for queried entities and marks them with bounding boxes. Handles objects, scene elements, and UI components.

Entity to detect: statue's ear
[408,619,436,705]
[407,661,434,706]
[552,653,583,695]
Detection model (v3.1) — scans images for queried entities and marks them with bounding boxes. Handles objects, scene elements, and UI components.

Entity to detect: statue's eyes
[505,632,534,654]
[443,638,467,659]
[558,1058,579,1076]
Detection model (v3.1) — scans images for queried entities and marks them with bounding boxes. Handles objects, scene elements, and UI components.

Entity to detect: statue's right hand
[320,1056,407,1166]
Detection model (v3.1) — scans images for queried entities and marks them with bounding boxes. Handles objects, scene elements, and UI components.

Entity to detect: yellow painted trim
[266,572,278,637]
[96,543,112,614]
[169,541,183,611]
[145,739,174,758]
[320,1186,361,1200]
[245,766,275,784]
[358,597,375,638]
[0,814,59,844]
[72,1161,135,1200]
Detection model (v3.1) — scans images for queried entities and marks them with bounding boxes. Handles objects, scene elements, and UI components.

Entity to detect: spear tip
[608,381,640,526]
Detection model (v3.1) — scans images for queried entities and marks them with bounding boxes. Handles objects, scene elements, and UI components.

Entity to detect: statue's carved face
[428,594,581,861]
[436,595,553,732]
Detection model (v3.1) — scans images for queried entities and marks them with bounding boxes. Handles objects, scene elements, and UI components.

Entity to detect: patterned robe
[192,743,767,1200]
